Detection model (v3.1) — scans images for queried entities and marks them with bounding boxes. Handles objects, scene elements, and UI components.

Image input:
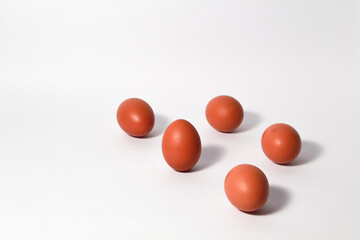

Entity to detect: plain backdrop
[0,0,359,239]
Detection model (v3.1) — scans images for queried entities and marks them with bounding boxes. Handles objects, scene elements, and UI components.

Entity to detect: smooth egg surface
[117,98,155,137]
[224,164,269,212]
[162,119,202,171]
[261,123,301,164]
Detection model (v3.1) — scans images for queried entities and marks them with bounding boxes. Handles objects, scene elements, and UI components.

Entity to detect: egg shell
[162,119,202,172]
[224,164,269,212]
[205,95,244,132]
[116,98,155,137]
[261,123,301,164]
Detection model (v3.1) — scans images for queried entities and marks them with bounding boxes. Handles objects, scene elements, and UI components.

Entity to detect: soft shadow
[191,145,225,171]
[145,114,170,138]
[250,185,291,215]
[288,140,323,166]
[232,111,261,133]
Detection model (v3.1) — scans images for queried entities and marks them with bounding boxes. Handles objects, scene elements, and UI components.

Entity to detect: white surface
[1,0,360,239]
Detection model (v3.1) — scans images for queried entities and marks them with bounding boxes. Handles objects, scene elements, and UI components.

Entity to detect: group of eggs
[117,96,302,213]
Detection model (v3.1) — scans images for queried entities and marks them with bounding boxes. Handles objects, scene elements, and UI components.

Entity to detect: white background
[1,0,359,239]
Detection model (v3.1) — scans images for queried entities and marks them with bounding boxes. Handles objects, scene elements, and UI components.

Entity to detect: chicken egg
[162,119,202,171]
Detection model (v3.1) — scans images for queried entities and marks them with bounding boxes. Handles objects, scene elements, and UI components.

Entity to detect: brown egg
[116,98,155,137]
[162,119,202,171]
[224,164,269,212]
[206,95,244,132]
[261,123,301,164]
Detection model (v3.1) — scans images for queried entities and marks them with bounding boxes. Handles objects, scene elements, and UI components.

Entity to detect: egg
[116,98,155,137]
[162,119,202,171]
[224,164,269,212]
[205,95,244,132]
[261,123,301,164]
